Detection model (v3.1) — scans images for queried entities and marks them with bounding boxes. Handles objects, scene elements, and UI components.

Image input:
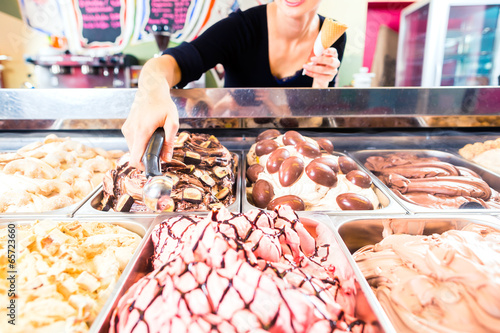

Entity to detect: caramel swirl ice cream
[354,223,500,332]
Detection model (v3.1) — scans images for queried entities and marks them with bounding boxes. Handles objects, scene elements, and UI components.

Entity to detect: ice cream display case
[1,86,500,332]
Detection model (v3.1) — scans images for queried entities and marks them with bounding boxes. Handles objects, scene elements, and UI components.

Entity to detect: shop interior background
[0,0,498,89]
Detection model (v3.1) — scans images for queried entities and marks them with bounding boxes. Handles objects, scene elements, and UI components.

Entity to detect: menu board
[146,0,191,33]
[76,0,123,44]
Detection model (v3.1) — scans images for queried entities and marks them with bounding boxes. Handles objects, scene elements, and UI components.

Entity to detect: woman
[123,0,345,168]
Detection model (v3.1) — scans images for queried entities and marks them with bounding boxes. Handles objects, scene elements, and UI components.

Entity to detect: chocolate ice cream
[365,152,500,209]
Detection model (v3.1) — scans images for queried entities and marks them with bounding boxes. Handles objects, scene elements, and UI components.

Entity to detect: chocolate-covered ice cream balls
[279,156,304,187]
[256,129,281,142]
[346,170,372,188]
[306,161,338,187]
[283,130,306,146]
[336,193,374,210]
[316,138,334,154]
[266,148,290,174]
[247,164,264,183]
[252,179,274,208]
[339,156,358,174]
[255,139,279,156]
[267,195,305,211]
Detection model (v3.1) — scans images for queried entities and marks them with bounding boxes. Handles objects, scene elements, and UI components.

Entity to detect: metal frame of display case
[1,87,500,127]
[397,0,500,87]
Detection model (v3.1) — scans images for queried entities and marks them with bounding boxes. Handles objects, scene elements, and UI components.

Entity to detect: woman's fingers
[122,94,179,169]
[127,125,155,170]
[160,114,180,162]
[303,47,340,83]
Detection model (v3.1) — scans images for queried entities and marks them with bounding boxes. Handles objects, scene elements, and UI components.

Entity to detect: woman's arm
[121,55,181,169]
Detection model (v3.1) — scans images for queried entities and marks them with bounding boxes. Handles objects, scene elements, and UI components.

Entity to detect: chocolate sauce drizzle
[112,207,368,332]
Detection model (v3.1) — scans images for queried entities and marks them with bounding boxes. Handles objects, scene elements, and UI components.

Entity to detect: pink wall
[363,2,414,70]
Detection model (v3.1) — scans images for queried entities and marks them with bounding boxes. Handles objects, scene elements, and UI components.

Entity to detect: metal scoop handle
[142,127,164,177]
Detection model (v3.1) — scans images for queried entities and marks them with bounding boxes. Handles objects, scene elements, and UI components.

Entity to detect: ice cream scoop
[142,128,173,212]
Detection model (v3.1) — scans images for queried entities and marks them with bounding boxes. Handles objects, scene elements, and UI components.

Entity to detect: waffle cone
[321,18,348,49]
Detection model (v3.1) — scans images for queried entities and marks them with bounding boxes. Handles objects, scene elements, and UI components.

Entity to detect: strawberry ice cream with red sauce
[110,206,378,333]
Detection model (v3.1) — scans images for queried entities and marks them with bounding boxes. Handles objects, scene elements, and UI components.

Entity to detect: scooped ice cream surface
[110,206,378,333]
[354,223,500,332]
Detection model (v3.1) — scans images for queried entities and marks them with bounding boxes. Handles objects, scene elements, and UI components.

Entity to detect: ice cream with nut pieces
[100,132,237,212]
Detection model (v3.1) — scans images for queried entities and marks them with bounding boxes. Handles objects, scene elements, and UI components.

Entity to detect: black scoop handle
[142,128,164,178]
[459,201,485,209]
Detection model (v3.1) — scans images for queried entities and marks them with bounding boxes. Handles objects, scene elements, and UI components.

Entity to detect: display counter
[1,87,499,333]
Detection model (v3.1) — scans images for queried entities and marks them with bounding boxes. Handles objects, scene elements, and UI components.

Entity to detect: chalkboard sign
[146,0,191,34]
[76,0,123,44]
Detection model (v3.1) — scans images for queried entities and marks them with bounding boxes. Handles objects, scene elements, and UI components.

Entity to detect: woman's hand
[121,56,181,169]
[303,47,340,88]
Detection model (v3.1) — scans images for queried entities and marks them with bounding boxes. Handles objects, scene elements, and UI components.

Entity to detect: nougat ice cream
[246,129,380,211]
[354,223,500,332]
[0,220,142,332]
[0,134,123,213]
[100,132,237,212]
[110,206,380,333]
[365,152,500,209]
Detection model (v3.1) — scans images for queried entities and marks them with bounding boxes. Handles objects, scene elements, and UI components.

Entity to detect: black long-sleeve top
[163,5,346,88]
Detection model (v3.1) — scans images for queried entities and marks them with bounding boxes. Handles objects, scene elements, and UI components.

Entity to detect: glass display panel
[442,5,499,86]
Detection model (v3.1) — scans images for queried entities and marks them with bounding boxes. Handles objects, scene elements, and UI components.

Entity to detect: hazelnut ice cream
[246,130,380,211]
[100,132,237,212]
[365,152,500,209]
[354,223,500,332]
[110,206,380,333]
[0,220,142,332]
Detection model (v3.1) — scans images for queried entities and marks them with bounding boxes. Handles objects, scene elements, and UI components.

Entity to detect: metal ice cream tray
[0,216,153,333]
[92,213,394,333]
[0,133,128,218]
[330,213,500,333]
[73,151,243,217]
[349,149,500,214]
[242,151,408,216]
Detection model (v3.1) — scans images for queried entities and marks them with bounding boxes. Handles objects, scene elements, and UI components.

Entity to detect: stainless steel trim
[1,87,500,129]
